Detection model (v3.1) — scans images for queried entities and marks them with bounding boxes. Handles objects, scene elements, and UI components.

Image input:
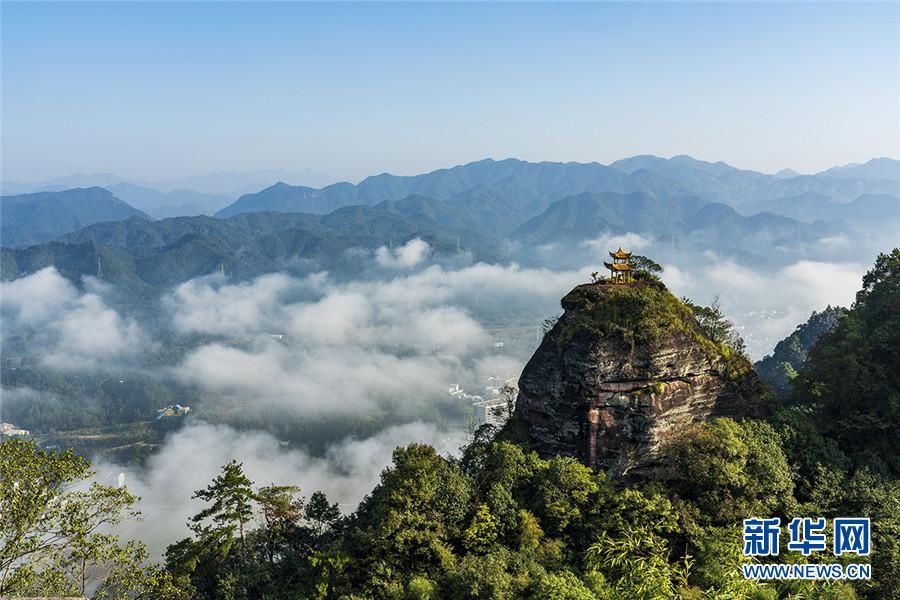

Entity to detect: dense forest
[1,249,898,599]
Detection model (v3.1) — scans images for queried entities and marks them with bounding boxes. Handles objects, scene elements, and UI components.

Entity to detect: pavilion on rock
[603,248,633,284]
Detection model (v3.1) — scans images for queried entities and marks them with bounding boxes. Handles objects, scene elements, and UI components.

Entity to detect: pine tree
[191,460,256,562]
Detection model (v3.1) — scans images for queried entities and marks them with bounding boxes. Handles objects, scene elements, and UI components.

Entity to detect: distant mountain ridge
[1,168,335,198]
[215,159,696,233]
[105,183,233,219]
[510,192,845,261]
[818,157,900,181]
[738,192,900,224]
[215,156,900,230]
[6,155,898,229]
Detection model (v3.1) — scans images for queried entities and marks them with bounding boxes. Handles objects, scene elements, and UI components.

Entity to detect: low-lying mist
[93,420,468,558]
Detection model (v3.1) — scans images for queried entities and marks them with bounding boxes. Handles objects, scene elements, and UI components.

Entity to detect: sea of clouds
[0,235,875,557]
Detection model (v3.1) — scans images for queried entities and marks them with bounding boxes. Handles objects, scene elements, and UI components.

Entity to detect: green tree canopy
[664,418,795,524]
[631,254,663,281]
[0,438,182,598]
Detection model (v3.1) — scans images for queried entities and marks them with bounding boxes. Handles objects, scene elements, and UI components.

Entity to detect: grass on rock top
[556,281,751,380]
[558,281,697,344]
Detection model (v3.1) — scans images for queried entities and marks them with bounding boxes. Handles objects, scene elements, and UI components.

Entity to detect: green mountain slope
[1,196,500,294]
[754,306,847,396]
[1,187,150,247]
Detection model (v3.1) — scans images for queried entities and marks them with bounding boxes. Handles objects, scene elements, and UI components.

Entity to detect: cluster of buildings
[449,375,519,429]
[155,404,191,419]
[1,422,30,437]
[473,397,512,429]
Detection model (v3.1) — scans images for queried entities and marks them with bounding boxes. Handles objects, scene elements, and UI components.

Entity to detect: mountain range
[2,155,899,294]
[0,168,335,198]
[213,157,900,240]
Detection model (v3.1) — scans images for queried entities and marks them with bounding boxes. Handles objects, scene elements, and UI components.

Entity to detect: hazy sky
[3,2,898,183]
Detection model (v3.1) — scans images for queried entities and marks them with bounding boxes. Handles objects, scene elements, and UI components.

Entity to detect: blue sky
[2,2,898,183]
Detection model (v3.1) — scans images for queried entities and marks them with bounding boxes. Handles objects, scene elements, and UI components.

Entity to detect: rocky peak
[513,280,769,479]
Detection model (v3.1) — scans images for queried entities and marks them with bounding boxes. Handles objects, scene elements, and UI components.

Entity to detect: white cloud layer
[581,232,653,255]
[375,238,431,269]
[663,258,867,358]
[160,260,595,419]
[1,268,147,369]
[100,420,467,557]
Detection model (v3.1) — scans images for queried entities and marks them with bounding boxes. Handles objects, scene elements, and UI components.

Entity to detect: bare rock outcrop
[513,280,769,478]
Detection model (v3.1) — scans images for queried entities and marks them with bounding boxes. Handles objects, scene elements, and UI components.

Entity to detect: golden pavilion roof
[603,261,632,271]
[609,247,632,259]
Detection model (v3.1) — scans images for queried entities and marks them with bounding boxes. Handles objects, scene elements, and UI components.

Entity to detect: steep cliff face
[513,280,769,478]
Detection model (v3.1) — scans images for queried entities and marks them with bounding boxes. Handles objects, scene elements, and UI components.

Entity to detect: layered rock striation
[513,280,769,478]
